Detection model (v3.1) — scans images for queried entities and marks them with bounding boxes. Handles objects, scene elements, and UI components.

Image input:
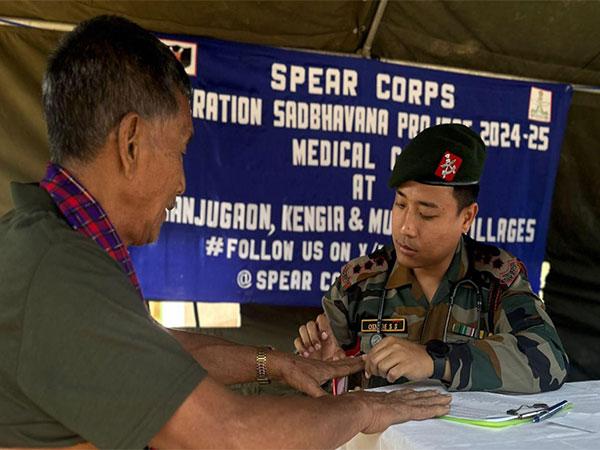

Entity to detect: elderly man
[0,15,450,449]
[295,124,569,393]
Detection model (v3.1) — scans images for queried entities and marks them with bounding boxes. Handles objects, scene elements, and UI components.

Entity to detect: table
[339,381,600,450]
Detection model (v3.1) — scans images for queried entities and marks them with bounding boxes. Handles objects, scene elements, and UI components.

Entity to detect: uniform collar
[451,236,470,283]
[385,236,469,290]
[385,261,413,289]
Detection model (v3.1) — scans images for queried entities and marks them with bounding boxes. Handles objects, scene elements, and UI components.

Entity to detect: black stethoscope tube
[373,278,484,345]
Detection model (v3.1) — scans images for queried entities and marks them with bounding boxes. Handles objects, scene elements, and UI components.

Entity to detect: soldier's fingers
[298,325,314,352]
[316,313,332,339]
[370,336,401,353]
[367,339,400,361]
[386,363,409,383]
[376,352,406,375]
[366,353,403,381]
[366,345,400,374]
[365,358,389,379]
[305,320,322,350]
[293,337,310,357]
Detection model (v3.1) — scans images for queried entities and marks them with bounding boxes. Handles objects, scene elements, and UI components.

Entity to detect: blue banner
[131,36,572,306]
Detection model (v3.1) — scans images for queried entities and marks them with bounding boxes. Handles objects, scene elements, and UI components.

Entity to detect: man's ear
[116,112,141,180]
[462,202,478,233]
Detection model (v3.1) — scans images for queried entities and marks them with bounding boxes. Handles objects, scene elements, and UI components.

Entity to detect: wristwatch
[256,347,271,385]
[425,339,450,380]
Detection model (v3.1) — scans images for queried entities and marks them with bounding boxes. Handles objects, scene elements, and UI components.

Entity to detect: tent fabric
[371,1,600,86]
[545,91,600,381]
[0,25,63,213]
[0,0,599,380]
[0,1,377,52]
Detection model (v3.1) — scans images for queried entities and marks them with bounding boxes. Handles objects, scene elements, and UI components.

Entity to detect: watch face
[427,339,450,358]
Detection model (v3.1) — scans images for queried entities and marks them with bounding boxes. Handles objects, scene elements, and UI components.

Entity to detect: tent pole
[0,16,74,31]
[360,0,389,58]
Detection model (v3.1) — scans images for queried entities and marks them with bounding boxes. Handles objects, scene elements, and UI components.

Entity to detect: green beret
[388,124,487,188]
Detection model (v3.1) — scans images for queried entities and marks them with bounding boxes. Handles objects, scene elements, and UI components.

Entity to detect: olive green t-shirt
[0,183,207,448]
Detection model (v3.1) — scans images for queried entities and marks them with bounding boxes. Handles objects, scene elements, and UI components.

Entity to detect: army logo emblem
[435,151,462,181]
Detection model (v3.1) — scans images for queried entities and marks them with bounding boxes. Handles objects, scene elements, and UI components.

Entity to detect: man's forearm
[152,376,373,449]
[231,389,373,449]
[169,328,259,384]
[153,376,451,449]
[169,328,368,398]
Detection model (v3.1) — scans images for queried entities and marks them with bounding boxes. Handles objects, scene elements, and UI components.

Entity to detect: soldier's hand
[353,388,451,434]
[272,351,364,397]
[294,313,345,361]
[364,336,434,382]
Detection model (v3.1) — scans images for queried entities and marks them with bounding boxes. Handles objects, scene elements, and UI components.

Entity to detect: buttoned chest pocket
[446,319,486,343]
[445,307,490,344]
[445,284,491,343]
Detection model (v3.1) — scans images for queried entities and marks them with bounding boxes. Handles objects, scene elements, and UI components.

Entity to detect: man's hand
[364,336,434,383]
[294,313,345,361]
[352,388,451,434]
[270,350,364,397]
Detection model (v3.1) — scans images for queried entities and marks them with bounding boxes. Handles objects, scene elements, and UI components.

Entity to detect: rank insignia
[361,318,407,333]
[435,151,463,181]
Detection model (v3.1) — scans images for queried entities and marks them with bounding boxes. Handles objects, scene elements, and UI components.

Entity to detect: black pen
[532,400,569,423]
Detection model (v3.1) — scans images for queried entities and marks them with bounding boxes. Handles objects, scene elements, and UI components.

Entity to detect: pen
[518,409,547,419]
[532,400,569,423]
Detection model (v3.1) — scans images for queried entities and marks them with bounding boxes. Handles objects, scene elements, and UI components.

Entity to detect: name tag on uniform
[361,318,407,333]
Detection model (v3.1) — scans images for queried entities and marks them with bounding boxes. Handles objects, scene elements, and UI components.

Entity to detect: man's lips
[396,241,418,254]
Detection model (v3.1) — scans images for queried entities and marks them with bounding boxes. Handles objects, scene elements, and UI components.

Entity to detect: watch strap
[256,347,271,384]
[430,353,446,380]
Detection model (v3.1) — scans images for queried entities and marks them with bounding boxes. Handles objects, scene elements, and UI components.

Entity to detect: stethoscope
[369,277,484,347]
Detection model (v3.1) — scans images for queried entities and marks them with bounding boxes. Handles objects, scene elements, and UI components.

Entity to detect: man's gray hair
[43,15,191,164]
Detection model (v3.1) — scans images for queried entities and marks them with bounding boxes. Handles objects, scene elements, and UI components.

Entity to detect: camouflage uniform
[323,235,569,393]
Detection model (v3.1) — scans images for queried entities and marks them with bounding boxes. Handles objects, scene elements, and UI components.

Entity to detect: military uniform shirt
[323,236,568,393]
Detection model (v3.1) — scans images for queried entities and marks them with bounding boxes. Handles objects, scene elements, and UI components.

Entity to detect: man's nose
[399,211,418,237]
[177,170,186,195]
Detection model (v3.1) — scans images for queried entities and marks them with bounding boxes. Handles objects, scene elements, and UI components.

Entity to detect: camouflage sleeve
[446,273,569,393]
[321,276,354,347]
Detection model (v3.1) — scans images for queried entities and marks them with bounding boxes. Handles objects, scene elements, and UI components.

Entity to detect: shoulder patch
[339,247,389,290]
[470,240,522,287]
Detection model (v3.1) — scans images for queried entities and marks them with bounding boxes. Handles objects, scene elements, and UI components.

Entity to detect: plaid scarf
[40,163,142,297]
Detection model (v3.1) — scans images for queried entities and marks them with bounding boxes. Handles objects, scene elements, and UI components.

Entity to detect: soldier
[295,124,569,393]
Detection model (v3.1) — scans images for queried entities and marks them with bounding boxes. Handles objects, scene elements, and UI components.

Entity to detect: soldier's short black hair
[453,185,479,213]
[43,15,191,164]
